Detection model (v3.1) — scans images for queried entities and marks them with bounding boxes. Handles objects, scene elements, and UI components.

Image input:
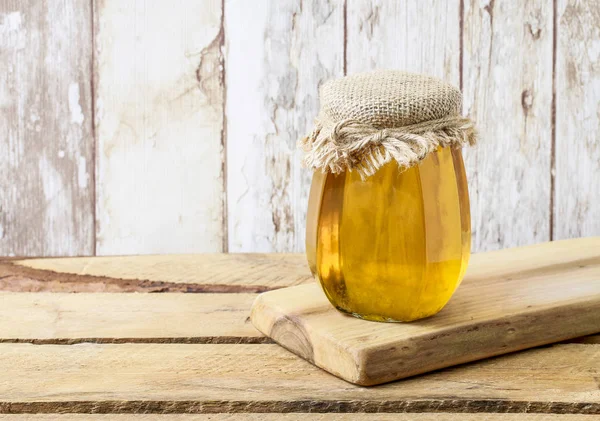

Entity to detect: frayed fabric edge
[298,115,477,180]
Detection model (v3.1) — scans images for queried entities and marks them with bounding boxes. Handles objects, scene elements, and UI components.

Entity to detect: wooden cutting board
[251,237,600,386]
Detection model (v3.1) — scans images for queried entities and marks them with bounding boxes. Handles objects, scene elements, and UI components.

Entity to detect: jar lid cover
[300,70,477,179]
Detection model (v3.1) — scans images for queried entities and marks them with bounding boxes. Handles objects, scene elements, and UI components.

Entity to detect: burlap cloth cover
[299,70,477,179]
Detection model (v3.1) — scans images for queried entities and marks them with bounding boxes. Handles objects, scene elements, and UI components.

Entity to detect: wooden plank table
[1,243,600,419]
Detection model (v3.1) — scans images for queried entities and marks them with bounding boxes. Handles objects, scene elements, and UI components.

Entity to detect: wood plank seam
[342,0,347,76]
[1,336,594,347]
[90,0,98,257]
[219,0,228,253]
[1,400,599,415]
[0,261,277,293]
[0,337,272,345]
[3,416,595,420]
[549,0,558,241]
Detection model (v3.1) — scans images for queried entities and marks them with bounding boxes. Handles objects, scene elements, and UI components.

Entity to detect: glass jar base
[334,305,439,323]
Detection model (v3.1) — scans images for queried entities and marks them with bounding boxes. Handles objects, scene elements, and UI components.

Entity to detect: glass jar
[305,146,470,322]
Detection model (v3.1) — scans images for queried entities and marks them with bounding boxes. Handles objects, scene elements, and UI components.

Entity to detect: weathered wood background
[1,0,599,257]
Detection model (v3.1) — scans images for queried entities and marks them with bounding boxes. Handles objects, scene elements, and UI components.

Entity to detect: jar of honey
[301,71,477,322]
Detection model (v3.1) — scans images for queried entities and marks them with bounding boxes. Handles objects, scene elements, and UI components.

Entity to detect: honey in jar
[301,71,477,322]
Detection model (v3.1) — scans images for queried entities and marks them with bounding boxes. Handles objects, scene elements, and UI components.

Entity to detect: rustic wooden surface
[554,0,600,240]
[462,0,553,251]
[0,0,94,256]
[225,0,343,252]
[0,292,265,343]
[2,1,600,256]
[1,343,600,414]
[0,251,599,417]
[346,0,460,82]
[0,253,311,292]
[0,416,597,420]
[94,0,225,255]
[251,238,600,385]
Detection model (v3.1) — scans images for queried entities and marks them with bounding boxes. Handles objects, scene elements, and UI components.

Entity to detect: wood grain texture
[252,238,600,385]
[0,253,311,292]
[346,0,460,83]
[1,343,600,414]
[0,0,94,256]
[554,0,600,240]
[0,292,265,343]
[2,1,600,258]
[0,285,597,346]
[94,0,225,255]
[462,0,553,252]
[225,0,344,252]
[0,415,596,420]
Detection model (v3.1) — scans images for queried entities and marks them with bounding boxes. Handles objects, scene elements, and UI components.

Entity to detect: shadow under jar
[306,146,470,322]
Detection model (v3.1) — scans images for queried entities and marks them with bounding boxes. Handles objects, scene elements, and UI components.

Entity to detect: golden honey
[306,147,471,322]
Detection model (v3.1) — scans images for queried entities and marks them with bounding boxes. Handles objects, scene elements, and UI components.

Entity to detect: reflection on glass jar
[306,146,471,322]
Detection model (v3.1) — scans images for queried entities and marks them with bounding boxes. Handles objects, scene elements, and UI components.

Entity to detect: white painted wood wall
[1,0,599,256]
